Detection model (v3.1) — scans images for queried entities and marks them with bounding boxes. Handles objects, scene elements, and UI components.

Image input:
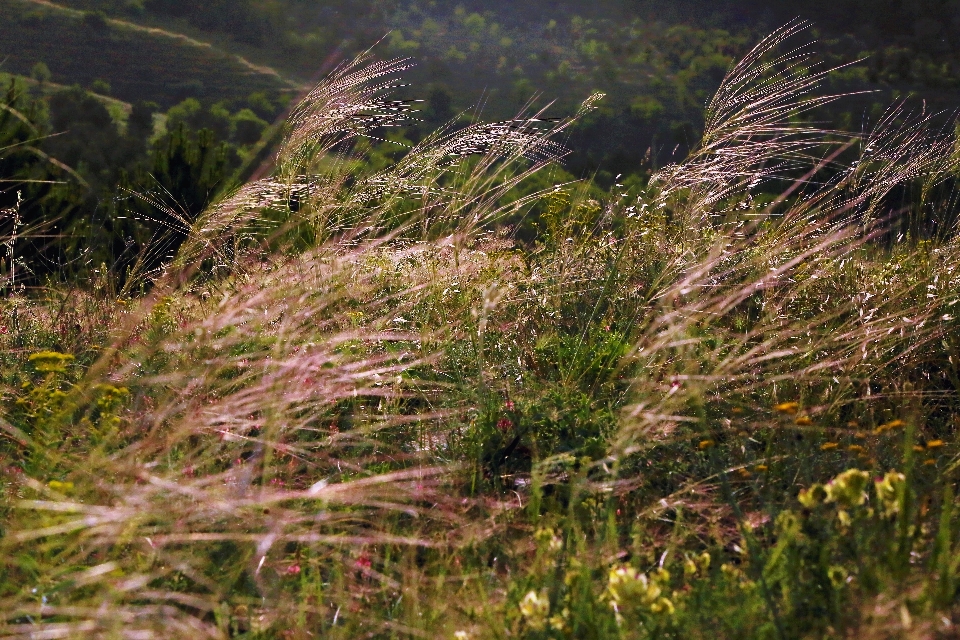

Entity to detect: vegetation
[2,22,960,638]
[8,0,960,280]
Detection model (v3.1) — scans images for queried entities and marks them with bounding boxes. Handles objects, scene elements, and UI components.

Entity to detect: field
[2,23,960,640]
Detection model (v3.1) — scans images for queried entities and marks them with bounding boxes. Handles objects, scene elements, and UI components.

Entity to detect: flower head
[874,471,906,517]
[29,351,74,373]
[774,402,799,415]
[519,590,550,630]
[825,469,870,508]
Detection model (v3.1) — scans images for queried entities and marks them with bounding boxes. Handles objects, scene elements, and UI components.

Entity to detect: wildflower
[549,611,568,631]
[874,419,905,434]
[825,469,870,508]
[926,440,944,449]
[795,415,813,426]
[820,442,839,451]
[774,402,800,415]
[286,564,301,575]
[47,480,74,493]
[847,444,864,453]
[798,484,828,508]
[754,464,768,472]
[923,458,937,466]
[454,632,470,640]
[496,418,513,431]
[519,590,550,630]
[874,471,906,517]
[650,598,675,615]
[606,565,673,621]
[913,445,925,453]
[698,439,715,450]
[720,563,745,581]
[505,400,515,411]
[28,351,74,373]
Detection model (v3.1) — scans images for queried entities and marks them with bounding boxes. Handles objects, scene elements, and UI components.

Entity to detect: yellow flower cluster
[47,480,75,493]
[874,471,906,517]
[606,565,674,625]
[873,419,905,435]
[798,469,870,509]
[799,468,908,521]
[683,552,711,577]
[518,590,550,631]
[774,402,800,415]
[28,351,75,373]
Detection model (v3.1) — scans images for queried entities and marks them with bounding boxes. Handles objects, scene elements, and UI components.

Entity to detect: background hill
[3,0,960,281]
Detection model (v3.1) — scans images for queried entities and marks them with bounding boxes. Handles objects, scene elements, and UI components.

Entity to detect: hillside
[10,0,960,181]
[0,0,295,108]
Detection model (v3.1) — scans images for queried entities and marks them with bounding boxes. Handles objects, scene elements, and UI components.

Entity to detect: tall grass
[2,26,960,639]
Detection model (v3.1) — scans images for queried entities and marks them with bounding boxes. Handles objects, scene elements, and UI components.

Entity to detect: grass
[2,24,960,639]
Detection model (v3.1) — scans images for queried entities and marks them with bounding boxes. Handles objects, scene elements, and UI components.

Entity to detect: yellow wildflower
[798,484,828,508]
[28,351,74,373]
[775,402,800,415]
[519,591,550,630]
[874,471,906,517]
[825,469,870,508]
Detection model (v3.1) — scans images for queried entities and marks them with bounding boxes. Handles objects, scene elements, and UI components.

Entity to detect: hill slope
[0,0,296,108]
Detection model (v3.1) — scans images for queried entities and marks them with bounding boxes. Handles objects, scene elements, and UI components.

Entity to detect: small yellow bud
[775,402,800,414]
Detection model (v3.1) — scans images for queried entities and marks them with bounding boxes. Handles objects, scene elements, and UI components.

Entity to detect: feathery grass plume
[170,53,581,278]
[609,26,960,484]
[844,101,960,227]
[650,21,855,224]
[278,53,419,172]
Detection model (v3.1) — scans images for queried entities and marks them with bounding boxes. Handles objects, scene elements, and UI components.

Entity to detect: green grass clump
[2,24,960,639]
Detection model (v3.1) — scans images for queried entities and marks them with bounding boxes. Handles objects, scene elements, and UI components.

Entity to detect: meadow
[2,23,960,639]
